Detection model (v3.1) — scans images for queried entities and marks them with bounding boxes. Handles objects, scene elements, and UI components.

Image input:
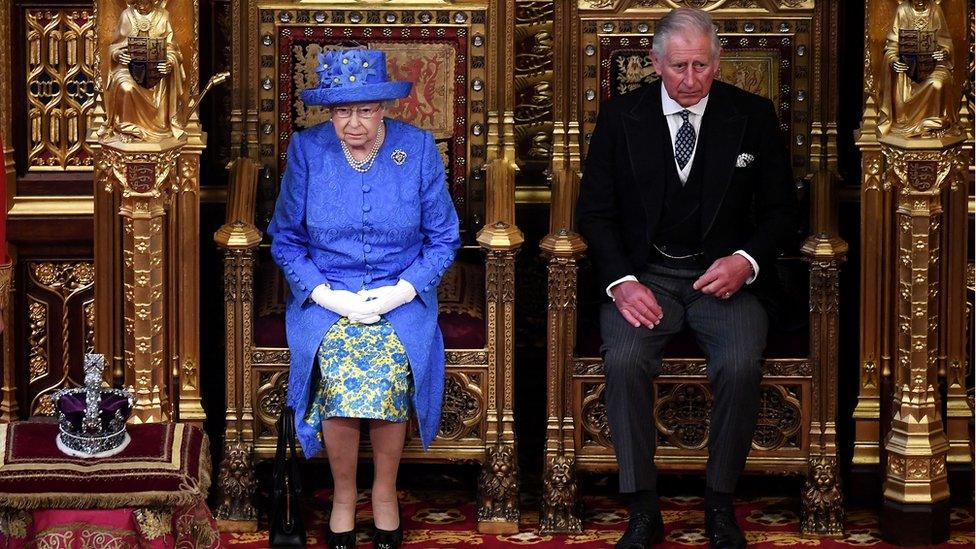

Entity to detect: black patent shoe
[615,511,664,548]
[372,524,403,549]
[326,528,357,549]
[704,506,746,549]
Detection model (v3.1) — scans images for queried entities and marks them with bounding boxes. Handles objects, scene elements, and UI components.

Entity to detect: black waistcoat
[652,124,706,258]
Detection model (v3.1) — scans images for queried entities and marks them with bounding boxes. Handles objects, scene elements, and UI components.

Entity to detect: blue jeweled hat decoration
[301,49,413,107]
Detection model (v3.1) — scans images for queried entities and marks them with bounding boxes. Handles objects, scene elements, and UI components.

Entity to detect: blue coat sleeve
[267,131,331,303]
[398,131,461,305]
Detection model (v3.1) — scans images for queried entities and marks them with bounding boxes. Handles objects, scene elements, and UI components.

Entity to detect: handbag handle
[274,407,303,528]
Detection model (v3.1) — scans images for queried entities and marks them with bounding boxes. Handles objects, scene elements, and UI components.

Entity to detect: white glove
[310,284,381,324]
[358,279,417,316]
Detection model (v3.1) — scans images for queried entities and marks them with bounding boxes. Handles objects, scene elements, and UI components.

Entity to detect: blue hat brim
[300,81,413,107]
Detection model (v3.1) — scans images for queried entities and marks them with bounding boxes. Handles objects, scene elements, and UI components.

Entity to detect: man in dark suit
[576,8,798,549]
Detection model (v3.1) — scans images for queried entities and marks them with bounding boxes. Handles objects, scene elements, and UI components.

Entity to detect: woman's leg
[368,419,408,530]
[322,417,361,532]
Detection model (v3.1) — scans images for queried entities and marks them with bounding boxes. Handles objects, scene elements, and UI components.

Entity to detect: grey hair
[652,8,721,60]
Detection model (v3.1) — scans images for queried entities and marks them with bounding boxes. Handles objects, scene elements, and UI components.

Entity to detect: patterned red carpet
[221,488,974,547]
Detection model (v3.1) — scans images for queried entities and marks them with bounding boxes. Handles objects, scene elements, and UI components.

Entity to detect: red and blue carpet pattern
[222,488,974,547]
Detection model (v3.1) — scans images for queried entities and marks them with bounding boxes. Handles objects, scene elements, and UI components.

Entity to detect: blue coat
[267,118,461,457]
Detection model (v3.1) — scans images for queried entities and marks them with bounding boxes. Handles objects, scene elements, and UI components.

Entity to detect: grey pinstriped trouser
[599,263,768,494]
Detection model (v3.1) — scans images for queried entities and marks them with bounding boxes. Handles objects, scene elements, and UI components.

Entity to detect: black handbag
[269,406,306,547]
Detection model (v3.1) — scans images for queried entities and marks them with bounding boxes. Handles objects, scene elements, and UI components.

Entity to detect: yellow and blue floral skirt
[304,317,413,431]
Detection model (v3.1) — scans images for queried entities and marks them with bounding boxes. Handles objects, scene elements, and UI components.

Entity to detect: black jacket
[576,80,799,291]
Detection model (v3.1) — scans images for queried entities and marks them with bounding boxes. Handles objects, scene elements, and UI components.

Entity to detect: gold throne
[539,0,846,538]
[213,1,522,534]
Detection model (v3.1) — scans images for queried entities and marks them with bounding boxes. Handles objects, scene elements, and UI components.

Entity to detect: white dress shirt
[604,90,759,298]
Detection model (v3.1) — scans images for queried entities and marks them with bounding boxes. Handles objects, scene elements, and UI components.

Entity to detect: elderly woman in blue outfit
[268,48,460,549]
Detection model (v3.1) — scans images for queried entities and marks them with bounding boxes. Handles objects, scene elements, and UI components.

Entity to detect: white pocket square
[735,153,755,168]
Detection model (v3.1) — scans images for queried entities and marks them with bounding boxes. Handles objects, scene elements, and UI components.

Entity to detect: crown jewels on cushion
[51,353,134,458]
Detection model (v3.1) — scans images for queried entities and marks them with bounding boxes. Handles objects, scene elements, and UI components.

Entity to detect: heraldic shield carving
[127,37,168,89]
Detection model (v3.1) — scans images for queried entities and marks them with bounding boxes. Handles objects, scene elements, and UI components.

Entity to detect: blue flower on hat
[302,48,412,107]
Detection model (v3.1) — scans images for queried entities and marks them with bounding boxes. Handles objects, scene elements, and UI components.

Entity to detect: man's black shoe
[704,506,746,548]
[615,511,664,548]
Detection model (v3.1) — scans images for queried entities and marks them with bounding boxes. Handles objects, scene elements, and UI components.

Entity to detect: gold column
[214,153,261,531]
[475,0,522,534]
[99,140,182,422]
[880,137,963,535]
[539,0,584,534]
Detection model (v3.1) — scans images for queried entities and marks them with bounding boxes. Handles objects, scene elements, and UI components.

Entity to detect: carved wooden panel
[514,1,554,175]
[18,261,95,416]
[572,358,811,467]
[24,7,96,171]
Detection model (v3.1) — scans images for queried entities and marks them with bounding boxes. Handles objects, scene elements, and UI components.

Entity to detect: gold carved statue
[879,0,958,137]
[101,0,185,141]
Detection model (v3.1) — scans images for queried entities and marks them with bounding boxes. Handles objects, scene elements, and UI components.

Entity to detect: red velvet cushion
[0,422,210,509]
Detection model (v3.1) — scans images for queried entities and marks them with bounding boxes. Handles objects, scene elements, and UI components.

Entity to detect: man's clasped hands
[309,280,417,324]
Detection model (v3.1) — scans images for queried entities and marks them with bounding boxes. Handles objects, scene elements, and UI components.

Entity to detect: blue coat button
[362,184,370,192]
[364,244,372,253]
[362,204,371,212]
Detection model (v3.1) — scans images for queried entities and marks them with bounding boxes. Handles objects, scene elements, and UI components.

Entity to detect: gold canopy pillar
[91,0,213,424]
[856,0,972,544]
[475,0,523,535]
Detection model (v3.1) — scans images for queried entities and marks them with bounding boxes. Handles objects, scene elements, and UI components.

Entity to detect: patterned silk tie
[674,109,696,170]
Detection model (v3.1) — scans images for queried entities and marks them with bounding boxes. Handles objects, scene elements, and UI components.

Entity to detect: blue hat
[300,49,413,107]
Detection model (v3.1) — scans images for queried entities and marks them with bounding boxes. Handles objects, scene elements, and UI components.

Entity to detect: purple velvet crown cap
[301,48,412,107]
[58,392,131,432]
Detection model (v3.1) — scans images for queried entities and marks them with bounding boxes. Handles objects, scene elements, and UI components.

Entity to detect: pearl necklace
[341,123,385,173]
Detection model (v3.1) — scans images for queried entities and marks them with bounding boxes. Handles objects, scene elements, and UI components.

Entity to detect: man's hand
[157,60,172,75]
[693,255,754,299]
[892,59,909,73]
[932,49,947,62]
[610,280,663,329]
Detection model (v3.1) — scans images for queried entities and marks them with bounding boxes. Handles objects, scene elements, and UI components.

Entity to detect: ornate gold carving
[477,442,520,524]
[256,371,288,434]
[27,298,49,384]
[216,435,257,522]
[878,0,960,138]
[446,350,489,365]
[99,0,186,142]
[439,372,483,440]
[581,382,612,447]
[25,9,97,170]
[514,1,554,168]
[541,453,581,533]
[801,455,844,537]
[754,385,803,451]
[655,383,711,449]
[880,140,962,505]
[83,300,96,353]
[30,262,95,296]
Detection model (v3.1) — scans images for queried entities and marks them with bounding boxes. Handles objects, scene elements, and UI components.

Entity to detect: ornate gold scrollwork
[580,382,612,448]
[256,370,288,436]
[439,372,483,440]
[655,383,712,449]
[25,9,97,170]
